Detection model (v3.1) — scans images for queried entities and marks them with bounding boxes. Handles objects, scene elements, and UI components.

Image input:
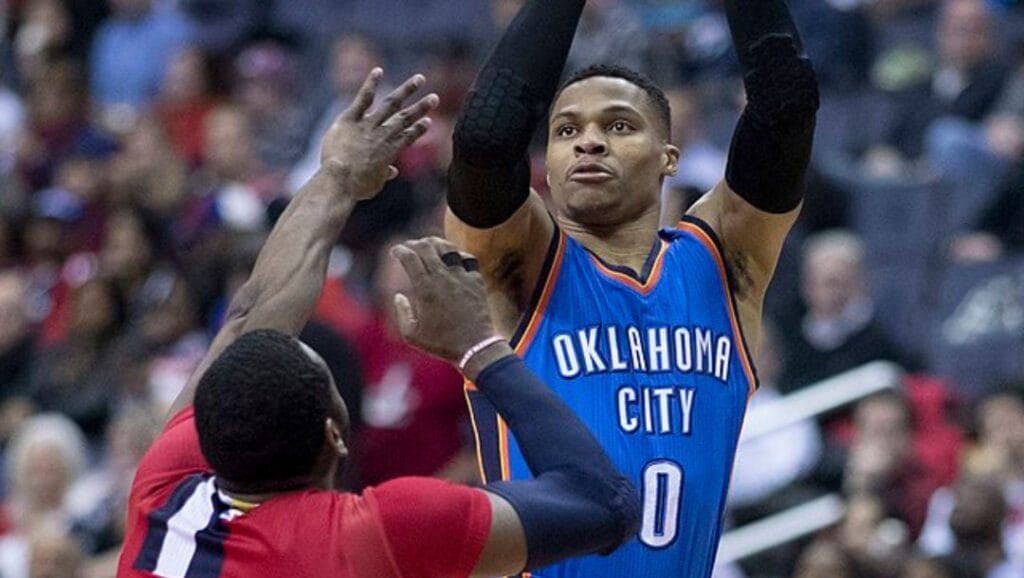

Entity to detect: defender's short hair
[194,329,335,487]
[556,64,672,140]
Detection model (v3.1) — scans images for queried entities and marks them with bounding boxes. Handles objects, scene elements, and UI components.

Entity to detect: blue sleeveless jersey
[466,217,758,578]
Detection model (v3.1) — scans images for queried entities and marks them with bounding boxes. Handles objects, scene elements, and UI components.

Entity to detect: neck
[558,204,661,273]
[216,475,322,505]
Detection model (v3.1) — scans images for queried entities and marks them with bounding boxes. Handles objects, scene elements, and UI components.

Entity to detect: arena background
[0,0,1022,576]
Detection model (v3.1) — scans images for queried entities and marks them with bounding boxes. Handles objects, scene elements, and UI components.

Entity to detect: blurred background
[0,0,1022,577]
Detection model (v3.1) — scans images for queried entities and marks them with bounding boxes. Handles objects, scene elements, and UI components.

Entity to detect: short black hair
[194,329,336,487]
[556,64,672,140]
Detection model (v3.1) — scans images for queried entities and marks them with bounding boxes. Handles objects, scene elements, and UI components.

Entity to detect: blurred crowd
[0,0,1021,577]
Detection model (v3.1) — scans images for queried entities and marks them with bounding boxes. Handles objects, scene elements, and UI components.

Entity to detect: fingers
[392,244,427,282]
[383,93,439,136]
[397,238,479,277]
[393,293,417,339]
[340,67,383,122]
[370,74,427,125]
[395,117,433,149]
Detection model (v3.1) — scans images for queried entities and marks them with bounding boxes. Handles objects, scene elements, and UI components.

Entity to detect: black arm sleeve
[475,356,640,569]
[723,0,819,214]
[447,0,586,228]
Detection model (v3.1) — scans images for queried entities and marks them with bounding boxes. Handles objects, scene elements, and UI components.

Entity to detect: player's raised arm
[687,0,819,347]
[445,0,585,312]
[392,238,640,577]
[165,70,439,420]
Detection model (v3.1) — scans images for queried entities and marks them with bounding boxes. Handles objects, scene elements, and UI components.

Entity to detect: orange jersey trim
[676,221,758,397]
[512,231,568,355]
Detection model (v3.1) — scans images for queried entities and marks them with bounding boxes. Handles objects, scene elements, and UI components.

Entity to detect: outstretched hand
[390,237,498,364]
[321,68,439,200]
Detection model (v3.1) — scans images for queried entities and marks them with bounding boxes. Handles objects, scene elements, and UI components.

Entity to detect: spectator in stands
[11,0,74,84]
[355,240,478,488]
[844,392,945,538]
[27,523,84,578]
[937,477,1017,578]
[89,0,191,127]
[154,47,220,166]
[0,414,88,578]
[233,41,308,172]
[779,230,917,391]
[106,115,189,220]
[27,277,125,440]
[16,59,115,192]
[865,0,1008,175]
[97,208,170,321]
[183,105,281,240]
[838,494,909,576]
[67,407,159,573]
[920,387,1024,572]
[925,46,1024,194]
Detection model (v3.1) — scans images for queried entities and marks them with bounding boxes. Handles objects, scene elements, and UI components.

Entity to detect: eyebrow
[551,102,646,123]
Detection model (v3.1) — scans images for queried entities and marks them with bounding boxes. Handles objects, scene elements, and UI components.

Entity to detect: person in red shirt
[117,69,639,578]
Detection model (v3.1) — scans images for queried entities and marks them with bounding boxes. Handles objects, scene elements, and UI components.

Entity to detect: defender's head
[194,329,349,494]
[547,65,679,227]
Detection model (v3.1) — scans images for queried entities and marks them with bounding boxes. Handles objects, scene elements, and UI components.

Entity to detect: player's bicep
[472,492,527,577]
[445,190,553,307]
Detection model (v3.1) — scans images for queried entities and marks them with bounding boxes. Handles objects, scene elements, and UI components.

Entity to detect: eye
[609,120,634,133]
[556,124,578,138]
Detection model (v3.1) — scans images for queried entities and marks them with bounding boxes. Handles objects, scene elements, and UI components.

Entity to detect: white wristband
[458,336,506,373]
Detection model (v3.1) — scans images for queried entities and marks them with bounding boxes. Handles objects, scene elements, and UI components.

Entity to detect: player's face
[546,77,679,227]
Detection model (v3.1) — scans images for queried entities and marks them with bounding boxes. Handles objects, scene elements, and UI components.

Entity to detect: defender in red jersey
[117,69,638,578]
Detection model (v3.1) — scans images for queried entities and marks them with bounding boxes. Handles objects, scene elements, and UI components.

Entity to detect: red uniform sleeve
[366,477,492,578]
[130,407,210,504]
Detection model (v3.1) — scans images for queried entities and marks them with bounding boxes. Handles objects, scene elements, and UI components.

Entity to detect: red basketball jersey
[117,407,491,578]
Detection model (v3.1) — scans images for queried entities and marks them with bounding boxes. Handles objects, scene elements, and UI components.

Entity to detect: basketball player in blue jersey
[444,0,818,576]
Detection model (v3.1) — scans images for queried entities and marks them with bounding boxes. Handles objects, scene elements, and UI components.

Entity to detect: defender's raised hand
[390,237,498,365]
[321,69,439,200]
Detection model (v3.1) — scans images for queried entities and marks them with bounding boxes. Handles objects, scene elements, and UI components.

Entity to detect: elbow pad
[452,67,545,169]
[487,469,640,570]
[726,34,819,214]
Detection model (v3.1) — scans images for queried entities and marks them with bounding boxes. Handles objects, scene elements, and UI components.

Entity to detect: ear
[325,418,349,460]
[662,144,681,177]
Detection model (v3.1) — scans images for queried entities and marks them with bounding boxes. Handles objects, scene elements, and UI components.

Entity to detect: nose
[574,128,607,156]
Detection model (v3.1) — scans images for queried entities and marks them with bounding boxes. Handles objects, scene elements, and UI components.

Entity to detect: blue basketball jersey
[466,217,758,578]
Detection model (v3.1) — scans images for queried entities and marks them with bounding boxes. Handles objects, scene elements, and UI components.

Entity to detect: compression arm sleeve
[475,356,640,569]
[723,0,819,214]
[446,0,586,228]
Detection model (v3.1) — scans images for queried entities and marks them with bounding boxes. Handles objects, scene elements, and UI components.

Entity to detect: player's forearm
[723,0,818,213]
[473,355,640,568]
[447,0,585,228]
[237,168,355,336]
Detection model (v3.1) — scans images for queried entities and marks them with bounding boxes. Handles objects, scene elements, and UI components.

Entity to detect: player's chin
[562,187,626,226]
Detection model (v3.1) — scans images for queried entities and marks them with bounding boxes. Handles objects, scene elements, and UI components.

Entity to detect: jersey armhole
[677,216,760,396]
[508,216,565,353]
